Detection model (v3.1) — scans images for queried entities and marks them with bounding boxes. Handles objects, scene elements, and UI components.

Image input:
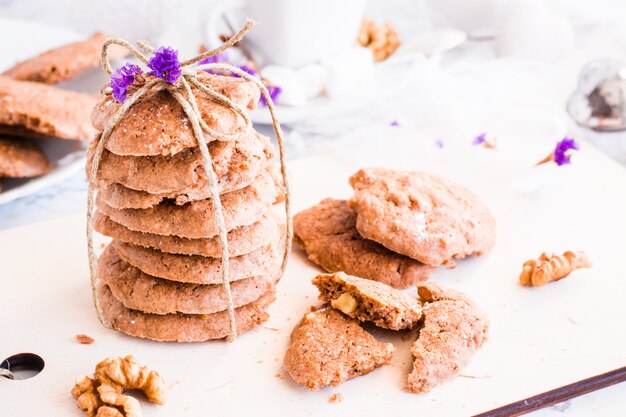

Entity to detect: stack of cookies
[88,72,286,342]
[294,168,496,288]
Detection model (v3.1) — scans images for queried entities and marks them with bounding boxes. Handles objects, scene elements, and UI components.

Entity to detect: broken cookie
[407,282,489,393]
[284,308,394,391]
[312,272,422,330]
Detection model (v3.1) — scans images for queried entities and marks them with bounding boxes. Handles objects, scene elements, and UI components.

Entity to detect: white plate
[0,18,93,205]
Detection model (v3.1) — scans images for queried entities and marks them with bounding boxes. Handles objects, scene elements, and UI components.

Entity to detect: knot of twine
[86,20,292,342]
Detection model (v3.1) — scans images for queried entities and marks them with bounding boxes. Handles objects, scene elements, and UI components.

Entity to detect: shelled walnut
[72,355,166,417]
[520,251,591,287]
[357,17,401,61]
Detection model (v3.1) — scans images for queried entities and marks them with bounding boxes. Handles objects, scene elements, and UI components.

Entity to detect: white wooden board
[2,127,626,416]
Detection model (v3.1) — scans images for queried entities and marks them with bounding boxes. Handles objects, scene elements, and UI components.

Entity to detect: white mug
[206,0,366,68]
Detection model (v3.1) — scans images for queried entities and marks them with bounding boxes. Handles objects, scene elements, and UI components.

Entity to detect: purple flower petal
[390,120,400,127]
[260,85,281,106]
[147,46,181,84]
[232,64,258,78]
[472,132,487,145]
[553,137,579,166]
[435,139,444,148]
[110,63,143,103]
[198,52,229,74]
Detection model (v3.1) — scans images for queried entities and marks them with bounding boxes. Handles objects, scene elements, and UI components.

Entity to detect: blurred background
[1,0,626,228]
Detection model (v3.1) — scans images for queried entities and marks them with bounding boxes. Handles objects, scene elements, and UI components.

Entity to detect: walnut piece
[72,355,166,417]
[331,293,357,314]
[357,17,401,62]
[520,251,591,286]
[76,334,95,344]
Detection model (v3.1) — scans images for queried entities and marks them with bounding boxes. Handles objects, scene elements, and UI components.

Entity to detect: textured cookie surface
[98,244,274,315]
[284,308,395,391]
[294,198,434,288]
[95,168,280,238]
[98,283,274,342]
[111,218,284,284]
[2,33,127,84]
[88,131,273,206]
[0,76,97,140]
[348,168,496,266]
[91,73,260,156]
[0,138,50,178]
[313,272,422,330]
[94,210,279,257]
[407,282,489,393]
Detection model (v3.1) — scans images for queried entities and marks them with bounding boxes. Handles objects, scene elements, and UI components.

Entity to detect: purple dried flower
[198,52,229,74]
[390,120,400,127]
[110,63,143,103]
[553,137,579,166]
[435,139,444,148]
[233,64,258,78]
[472,132,487,145]
[260,84,281,106]
[147,46,182,83]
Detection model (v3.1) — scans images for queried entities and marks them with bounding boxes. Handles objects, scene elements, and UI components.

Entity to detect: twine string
[87,20,292,342]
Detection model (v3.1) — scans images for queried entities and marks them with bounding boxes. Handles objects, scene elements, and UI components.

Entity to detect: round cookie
[87,131,274,205]
[95,168,281,239]
[97,283,275,342]
[0,138,50,178]
[93,210,280,257]
[348,168,496,267]
[112,227,283,284]
[91,73,260,156]
[293,198,434,289]
[0,76,96,140]
[2,32,127,85]
[110,214,284,284]
[98,244,275,315]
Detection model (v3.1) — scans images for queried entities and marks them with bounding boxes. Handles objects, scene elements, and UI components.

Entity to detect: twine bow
[86,20,292,342]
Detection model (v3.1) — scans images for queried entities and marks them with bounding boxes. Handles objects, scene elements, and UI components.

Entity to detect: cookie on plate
[284,308,395,391]
[407,282,489,393]
[2,32,127,84]
[0,137,50,178]
[98,244,275,315]
[97,282,275,342]
[313,272,422,330]
[95,168,281,239]
[87,131,274,206]
[0,76,96,140]
[348,168,496,267]
[91,73,260,156]
[294,198,434,288]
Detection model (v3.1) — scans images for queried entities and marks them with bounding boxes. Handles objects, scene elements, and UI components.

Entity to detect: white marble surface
[1,1,626,415]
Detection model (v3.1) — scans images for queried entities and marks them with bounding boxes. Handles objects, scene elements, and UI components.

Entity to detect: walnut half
[72,355,166,417]
[520,251,591,287]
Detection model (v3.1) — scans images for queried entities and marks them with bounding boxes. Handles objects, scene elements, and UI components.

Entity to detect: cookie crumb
[328,393,343,403]
[75,334,94,344]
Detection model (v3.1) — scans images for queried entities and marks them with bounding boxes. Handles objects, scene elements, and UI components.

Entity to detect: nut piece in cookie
[348,168,496,267]
[0,137,50,178]
[294,198,434,289]
[520,251,591,287]
[407,282,489,393]
[312,272,422,330]
[2,33,127,84]
[284,308,395,391]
